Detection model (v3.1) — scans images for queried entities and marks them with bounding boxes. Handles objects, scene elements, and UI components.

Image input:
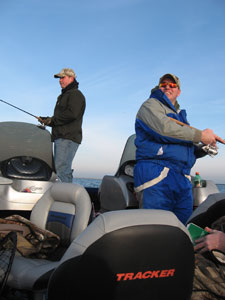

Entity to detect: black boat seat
[0,156,52,181]
[6,183,92,294]
[99,171,138,212]
[48,209,195,300]
[187,193,225,228]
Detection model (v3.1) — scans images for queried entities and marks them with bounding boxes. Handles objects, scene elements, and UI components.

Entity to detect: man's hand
[38,116,52,126]
[201,129,225,147]
[194,227,225,254]
[38,117,44,123]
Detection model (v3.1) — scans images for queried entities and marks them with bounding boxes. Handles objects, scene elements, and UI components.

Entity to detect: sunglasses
[159,82,178,88]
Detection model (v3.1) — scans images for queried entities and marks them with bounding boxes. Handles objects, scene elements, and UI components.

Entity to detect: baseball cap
[159,73,180,89]
[54,68,76,78]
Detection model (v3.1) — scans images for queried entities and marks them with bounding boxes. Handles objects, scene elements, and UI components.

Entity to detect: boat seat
[99,171,138,212]
[6,183,92,294]
[48,209,195,300]
[99,134,138,212]
[187,193,225,228]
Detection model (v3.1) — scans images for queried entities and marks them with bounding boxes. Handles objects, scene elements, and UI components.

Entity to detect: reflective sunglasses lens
[160,82,177,88]
[159,83,167,87]
[170,83,177,88]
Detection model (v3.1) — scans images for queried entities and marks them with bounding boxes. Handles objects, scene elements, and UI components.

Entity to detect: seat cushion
[46,210,75,245]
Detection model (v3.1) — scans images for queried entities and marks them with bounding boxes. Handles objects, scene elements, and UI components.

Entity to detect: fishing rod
[168,117,195,129]
[0,99,42,121]
[169,117,224,143]
[168,117,219,157]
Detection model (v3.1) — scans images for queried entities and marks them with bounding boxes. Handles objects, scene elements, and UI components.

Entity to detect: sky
[0,0,225,183]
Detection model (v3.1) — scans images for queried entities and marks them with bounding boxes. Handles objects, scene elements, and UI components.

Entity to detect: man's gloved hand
[38,116,52,126]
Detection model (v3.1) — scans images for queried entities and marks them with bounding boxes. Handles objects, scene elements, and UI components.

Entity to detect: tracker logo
[116,269,175,281]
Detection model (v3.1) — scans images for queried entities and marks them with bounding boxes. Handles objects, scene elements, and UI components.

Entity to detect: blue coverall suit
[134,89,202,224]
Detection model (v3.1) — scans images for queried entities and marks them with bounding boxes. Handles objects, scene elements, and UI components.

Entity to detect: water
[73,178,225,192]
[216,184,225,193]
[73,178,102,188]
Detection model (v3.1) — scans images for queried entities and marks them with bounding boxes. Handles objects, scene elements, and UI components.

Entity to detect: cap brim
[54,74,62,78]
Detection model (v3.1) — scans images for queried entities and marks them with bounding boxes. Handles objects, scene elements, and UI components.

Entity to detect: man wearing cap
[134,73,225,224]
[40,68,86,183]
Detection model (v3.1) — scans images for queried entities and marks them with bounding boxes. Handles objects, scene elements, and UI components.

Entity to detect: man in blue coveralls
[134,73,225,224]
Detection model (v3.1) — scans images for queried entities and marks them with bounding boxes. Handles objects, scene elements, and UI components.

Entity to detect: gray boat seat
[6,183,92,294]
[99,134,138,212]
[48,209,195,300]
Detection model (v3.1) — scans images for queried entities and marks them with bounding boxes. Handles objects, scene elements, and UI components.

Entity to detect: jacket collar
[61,79,79,94]
[150,89,178,112]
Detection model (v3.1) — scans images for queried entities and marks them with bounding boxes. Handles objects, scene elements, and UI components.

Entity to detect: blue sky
[0,0,225,183]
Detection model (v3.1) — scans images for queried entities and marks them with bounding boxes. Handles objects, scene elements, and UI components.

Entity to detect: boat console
[0,122,58,214]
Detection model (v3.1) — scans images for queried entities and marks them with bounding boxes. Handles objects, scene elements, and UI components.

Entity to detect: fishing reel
[37,117,47,130]
[201,144,218,157]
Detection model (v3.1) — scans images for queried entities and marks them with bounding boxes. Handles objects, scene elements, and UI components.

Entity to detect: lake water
[73,178,225,193]
[216,184,225,193]
[73,178,102,188]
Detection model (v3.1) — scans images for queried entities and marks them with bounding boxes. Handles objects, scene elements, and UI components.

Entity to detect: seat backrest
[48,210,194,300]
[187,194,225,228]
[30,183,92,244]
[99,134,137,212]
[99,175,138,212]
[117,134,136,172]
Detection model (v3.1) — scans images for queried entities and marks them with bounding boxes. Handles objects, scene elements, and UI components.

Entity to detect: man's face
[59,75,74,89]
[159,77,181,105]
